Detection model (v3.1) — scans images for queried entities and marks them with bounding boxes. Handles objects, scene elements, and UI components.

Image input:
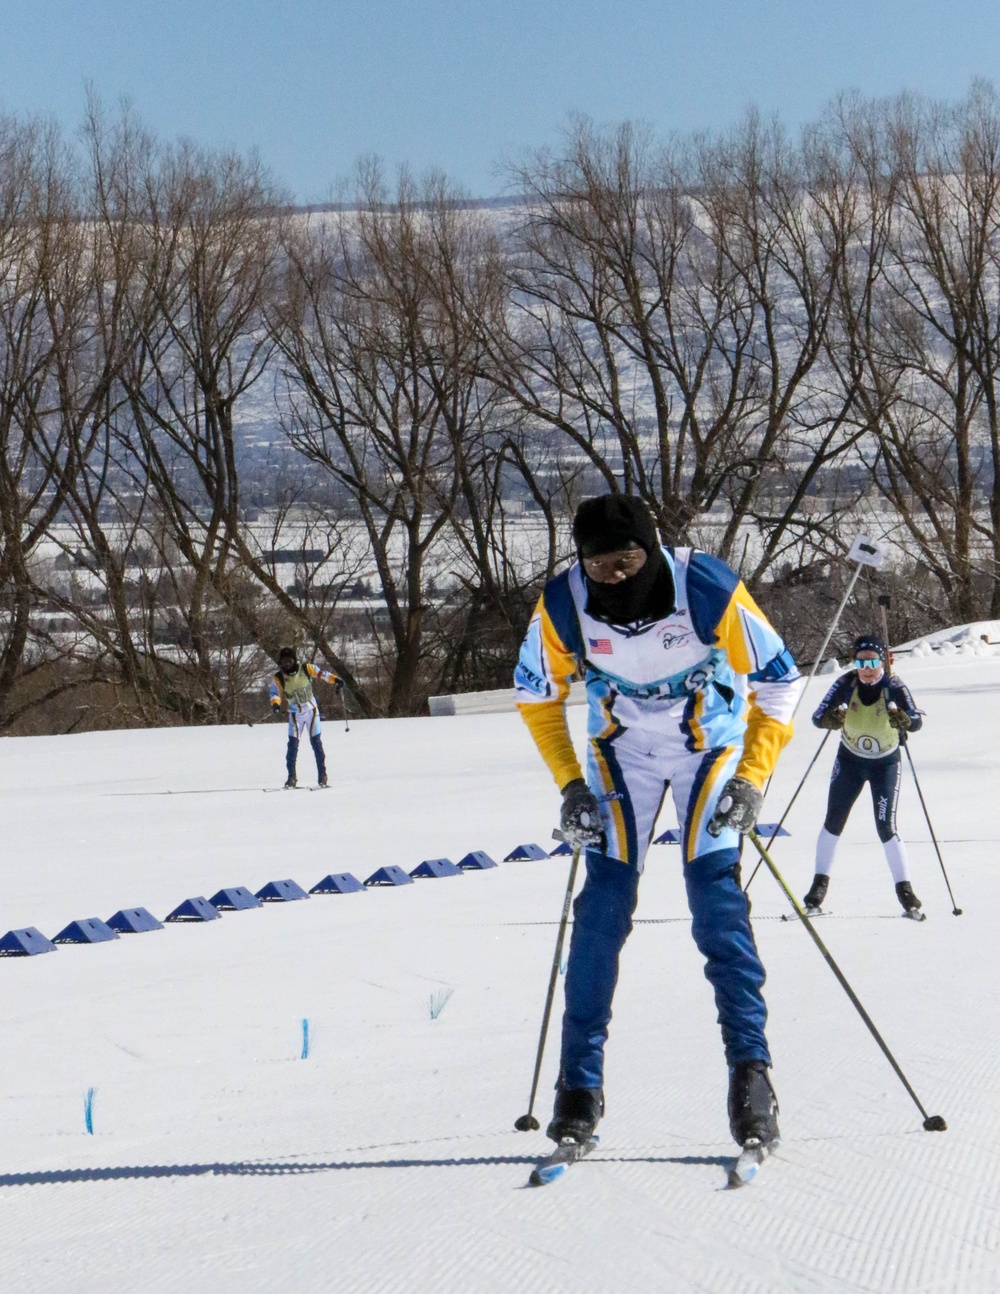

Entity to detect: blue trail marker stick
[300,1018,310,1060]
[84,1087,95,1134]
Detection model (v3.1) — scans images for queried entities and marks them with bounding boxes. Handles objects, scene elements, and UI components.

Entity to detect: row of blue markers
[0,840,573,958]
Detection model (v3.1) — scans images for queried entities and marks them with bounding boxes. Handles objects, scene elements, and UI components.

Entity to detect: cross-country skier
[803,634,923,917]
[268,646,343,789]
[514,495,802,1153]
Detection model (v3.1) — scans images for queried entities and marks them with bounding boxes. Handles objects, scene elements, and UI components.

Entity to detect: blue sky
[1,0,997,202]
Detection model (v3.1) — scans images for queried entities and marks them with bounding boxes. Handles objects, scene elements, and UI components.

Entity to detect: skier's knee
[572,851,638,942]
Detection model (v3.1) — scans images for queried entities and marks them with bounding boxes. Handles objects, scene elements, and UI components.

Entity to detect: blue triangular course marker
[0,927,57,956]
[504,843,549,861]
[653,828,682,844]
[107,907,164,933]
[54,918,119,945]
[210,887,263,911]
[255,879,309,902]
[409,858,462,879]
[166,896,220,922]
[364,865,414,887]
[310,872,365,895]
[549,841,574,856]
[456,850,497,871]
[755,823,791,838]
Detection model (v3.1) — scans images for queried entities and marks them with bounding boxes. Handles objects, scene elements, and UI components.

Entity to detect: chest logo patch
[660,626,694,650]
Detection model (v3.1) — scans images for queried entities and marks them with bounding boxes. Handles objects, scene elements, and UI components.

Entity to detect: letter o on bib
[857,734,880,755]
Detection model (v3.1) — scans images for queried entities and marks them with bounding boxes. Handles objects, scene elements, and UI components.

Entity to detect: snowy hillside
[1,644,998,1292]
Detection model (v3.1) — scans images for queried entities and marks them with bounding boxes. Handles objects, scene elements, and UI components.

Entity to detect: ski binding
[528,1135,598,1186]
[727,1136,778,1188]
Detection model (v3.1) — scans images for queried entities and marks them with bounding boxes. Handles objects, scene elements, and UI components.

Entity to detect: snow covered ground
[1,645,997,1292]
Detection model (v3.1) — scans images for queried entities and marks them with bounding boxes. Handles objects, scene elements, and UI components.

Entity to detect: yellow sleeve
[713,582,797,788]
[515,594,583,790]
[736,707,793,789]
[306,662,338,685]
[517,700,583,790]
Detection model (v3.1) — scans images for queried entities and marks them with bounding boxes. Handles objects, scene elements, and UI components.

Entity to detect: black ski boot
[802,873,829,912]
[284,775,297,789]
[546,1086,604,1144]
[728,1061,779,1146]
[896,881,923,918]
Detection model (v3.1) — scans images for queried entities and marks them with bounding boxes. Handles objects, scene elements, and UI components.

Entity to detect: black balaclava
[572,494,673,625]
[851,633,887,704]
[278,647,298,675]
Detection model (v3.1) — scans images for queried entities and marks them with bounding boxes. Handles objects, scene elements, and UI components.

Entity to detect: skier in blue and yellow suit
[515,495,802,1149]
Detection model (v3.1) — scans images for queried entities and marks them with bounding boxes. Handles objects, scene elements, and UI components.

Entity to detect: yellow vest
[842,685,897,759]
[281,665,315,708]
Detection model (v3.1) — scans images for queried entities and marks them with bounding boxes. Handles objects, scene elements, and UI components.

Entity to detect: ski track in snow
[0,654,999,1290]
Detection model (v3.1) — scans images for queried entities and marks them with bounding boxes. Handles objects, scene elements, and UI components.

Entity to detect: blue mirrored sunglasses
[852,656,882,670]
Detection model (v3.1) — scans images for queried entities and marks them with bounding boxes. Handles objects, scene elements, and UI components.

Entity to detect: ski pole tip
[514,1114,540,1132]
[953,908,964,916]
[923,1114,947,1132]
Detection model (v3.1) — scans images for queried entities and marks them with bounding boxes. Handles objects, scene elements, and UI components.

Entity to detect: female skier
[803,634,923,918]
[268,646,343,788]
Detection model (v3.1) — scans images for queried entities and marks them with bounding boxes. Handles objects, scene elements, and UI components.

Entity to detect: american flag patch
[588,637,613,654]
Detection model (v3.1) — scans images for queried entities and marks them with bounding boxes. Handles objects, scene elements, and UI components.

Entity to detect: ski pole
[515,839,583,1132]
[747,829,946,1132]
[340,685,350,733]
[744,730,833,894]
[901,741,963,915]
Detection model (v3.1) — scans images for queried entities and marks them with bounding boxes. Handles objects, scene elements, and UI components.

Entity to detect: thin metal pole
[515,845,583,1132]
[902,742,963,916]
[747,829,946,1131]
[341,686,350,733]
[791,561,863,721]
[744,731,832,893]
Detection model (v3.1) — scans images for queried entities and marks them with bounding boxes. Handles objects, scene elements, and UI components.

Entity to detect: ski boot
[546,1086,604,1144]
[896,881,925,920]
[728,1060,779,1147]
[284,775,297,789]
[802,873,829,914]
[318,776,328,788]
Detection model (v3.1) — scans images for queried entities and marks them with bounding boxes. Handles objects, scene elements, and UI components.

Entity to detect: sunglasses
[852,657,883,670]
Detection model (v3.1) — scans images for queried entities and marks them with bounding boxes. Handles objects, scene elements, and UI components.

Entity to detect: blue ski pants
[559,741,771,1090]
[286,702,326,781]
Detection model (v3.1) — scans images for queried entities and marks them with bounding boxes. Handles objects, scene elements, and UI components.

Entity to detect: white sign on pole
[847,534,887,570]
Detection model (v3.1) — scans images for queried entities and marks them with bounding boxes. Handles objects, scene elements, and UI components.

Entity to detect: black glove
[707,776,763,837]
[887,704,911,731]
[816,704,846,730]
[560,779,606,850]
[270,702,284,720]
[334,677,345,692]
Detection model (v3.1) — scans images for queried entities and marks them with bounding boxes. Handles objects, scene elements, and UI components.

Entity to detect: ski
[780,908,828,922]
[263,786,303,793]
[309,785,330,792]
[902,908,927,922]
[727,1137,778,1188]
[528,1136,598,1186]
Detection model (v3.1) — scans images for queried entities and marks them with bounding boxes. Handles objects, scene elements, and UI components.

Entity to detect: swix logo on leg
[877,795,888,821]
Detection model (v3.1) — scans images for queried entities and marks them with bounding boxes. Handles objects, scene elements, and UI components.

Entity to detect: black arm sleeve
[811,675,853,726]
[888,676,922,732]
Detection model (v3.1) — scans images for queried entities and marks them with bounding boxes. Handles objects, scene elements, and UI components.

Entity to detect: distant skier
[515,494,802,1155]
[269,646,343,789]
[803,634,923,917]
